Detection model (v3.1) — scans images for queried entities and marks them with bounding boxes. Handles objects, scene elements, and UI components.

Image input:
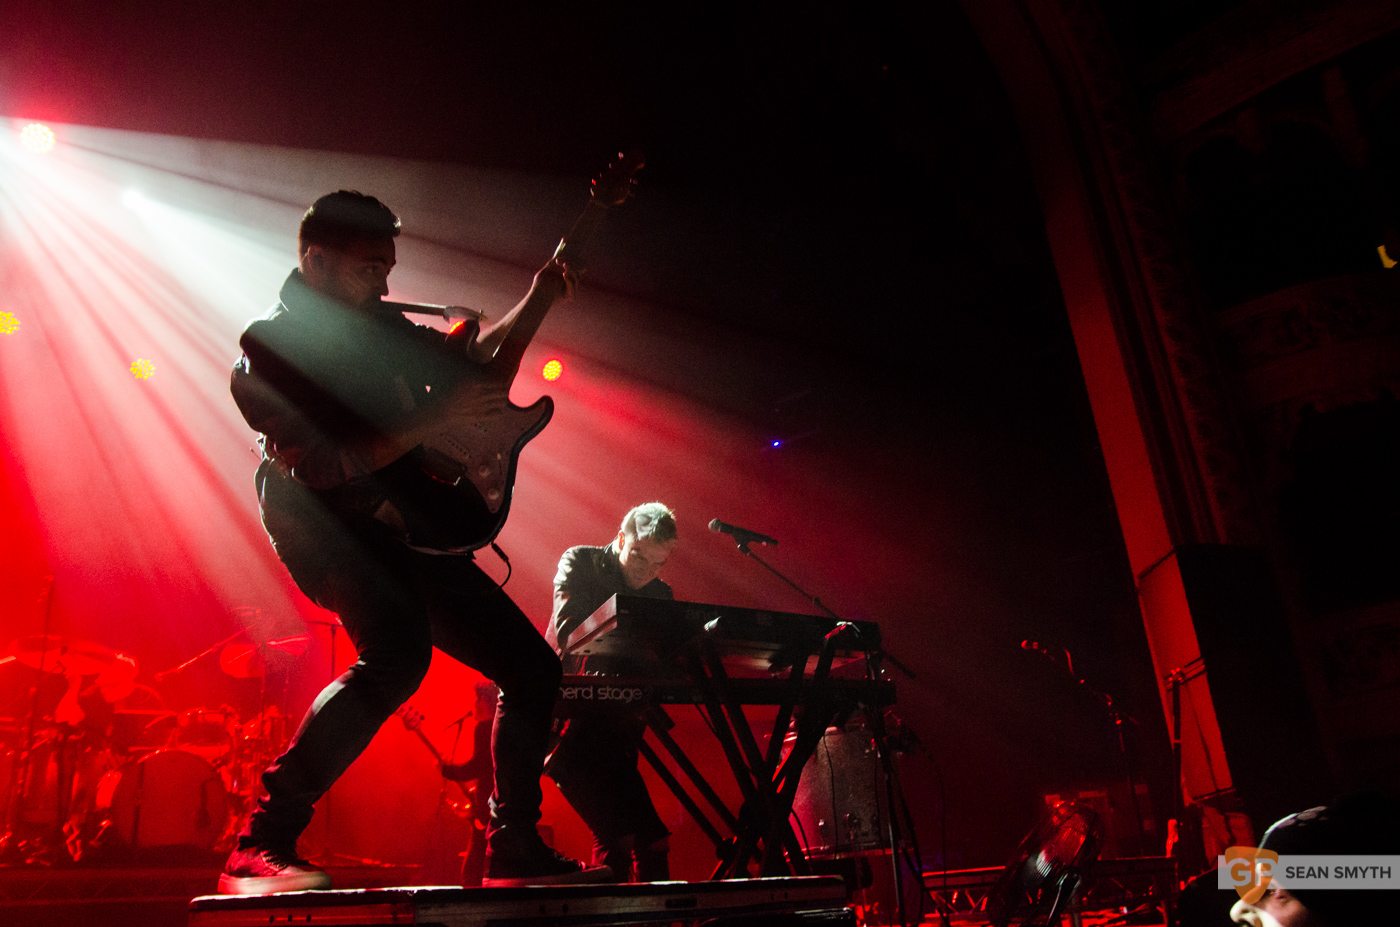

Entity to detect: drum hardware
[155,625,309,684]
[66,702,291,860]
[1,628,140,866]
[114,707,179,754]
[6,636,140,724]
[0,626,287,863]
[152,629,307,781]
[7,634,130,679]
[0,579,53,864]
[169,705,241,767]
[217,634,310,680]
[235,706,289,761]
[222,638,303,803]
[0,721,111,865]
[92,748,231,851]
[0,619,308,862]
[144,625,309,853]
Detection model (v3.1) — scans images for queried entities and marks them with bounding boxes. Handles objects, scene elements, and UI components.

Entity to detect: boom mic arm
[378,300,485,323]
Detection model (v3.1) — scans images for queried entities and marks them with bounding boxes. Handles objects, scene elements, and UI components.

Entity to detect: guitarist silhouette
[223,154,640,893]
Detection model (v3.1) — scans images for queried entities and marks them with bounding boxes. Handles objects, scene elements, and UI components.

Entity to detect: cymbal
[218,635,311,678]
[219,642,265,678]
[93,653,139,702]
[267,634,310,657]
[6,635,130,678]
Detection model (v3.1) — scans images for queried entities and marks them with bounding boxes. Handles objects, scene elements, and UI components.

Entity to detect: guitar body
[404,388,554,553]
[419,392,554,504]
[383,344,557,554]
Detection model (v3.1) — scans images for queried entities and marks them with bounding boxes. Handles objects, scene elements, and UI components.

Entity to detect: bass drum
[789,722,890,858]
[95,749,230,849]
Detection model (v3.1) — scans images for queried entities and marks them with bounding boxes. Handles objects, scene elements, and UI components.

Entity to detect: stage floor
[0,856,1175,927]
[0,858,417,927]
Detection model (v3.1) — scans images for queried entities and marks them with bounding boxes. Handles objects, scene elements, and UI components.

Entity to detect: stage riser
[188,876,853,927]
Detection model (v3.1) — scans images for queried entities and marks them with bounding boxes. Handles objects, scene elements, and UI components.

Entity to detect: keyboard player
[543,502,680,882]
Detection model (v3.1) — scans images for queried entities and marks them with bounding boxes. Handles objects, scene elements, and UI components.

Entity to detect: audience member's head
[1230,789,1400,927]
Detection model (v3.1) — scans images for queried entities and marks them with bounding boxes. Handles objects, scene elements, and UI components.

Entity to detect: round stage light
[541,358,563,381]
[18,122,56,154]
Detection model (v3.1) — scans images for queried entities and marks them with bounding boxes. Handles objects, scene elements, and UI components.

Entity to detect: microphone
[377,300,485,323]
[1022,639,1075,674]
[708,518,779,547]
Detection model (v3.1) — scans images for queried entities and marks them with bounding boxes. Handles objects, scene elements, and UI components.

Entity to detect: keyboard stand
[633,621,872,879]
[561,595,888,880]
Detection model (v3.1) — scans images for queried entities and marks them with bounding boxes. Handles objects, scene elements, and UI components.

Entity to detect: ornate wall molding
[1219,273,1400,369]
[1149,1,1400,138]
[1041,0,1262,547]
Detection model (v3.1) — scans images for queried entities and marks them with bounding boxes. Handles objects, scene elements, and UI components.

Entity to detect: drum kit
[0,631,307,865]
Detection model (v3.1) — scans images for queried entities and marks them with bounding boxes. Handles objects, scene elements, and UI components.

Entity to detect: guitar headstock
[589,149,645,208]
[396,704,425,732]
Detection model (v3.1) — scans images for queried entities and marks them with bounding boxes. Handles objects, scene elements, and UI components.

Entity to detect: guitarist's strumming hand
[440,376,510,422]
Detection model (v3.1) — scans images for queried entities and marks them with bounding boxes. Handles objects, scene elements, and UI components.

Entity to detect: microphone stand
[300,618,390,867]
[378,300,484,324]
[1165,659,1208,873]
[1092,682,1147,858]
[153,630,246,681]
[721,538,921,927]
[724,539,917,681]
[1034,646,1147,857]
[301,618,343,860]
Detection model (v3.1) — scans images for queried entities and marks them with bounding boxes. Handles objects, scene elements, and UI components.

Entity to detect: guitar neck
[490,199,613,376]
[554,198,612,266]
[396,705,447,763]
[409,727,446,765]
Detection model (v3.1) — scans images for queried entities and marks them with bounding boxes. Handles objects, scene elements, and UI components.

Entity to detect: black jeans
[240,525,561,853]
[548,713,670,880]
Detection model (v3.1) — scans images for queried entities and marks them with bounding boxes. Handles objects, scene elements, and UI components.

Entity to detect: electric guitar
[395,702,482,821]
[383,151,644,552]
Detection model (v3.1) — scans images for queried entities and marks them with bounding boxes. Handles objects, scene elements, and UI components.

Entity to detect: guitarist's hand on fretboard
[461,256,578,365]
[533,255,579,303]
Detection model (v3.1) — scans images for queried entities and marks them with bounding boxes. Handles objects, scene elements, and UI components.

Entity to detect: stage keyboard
[556,673,894,716]
[564,594,883,670]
